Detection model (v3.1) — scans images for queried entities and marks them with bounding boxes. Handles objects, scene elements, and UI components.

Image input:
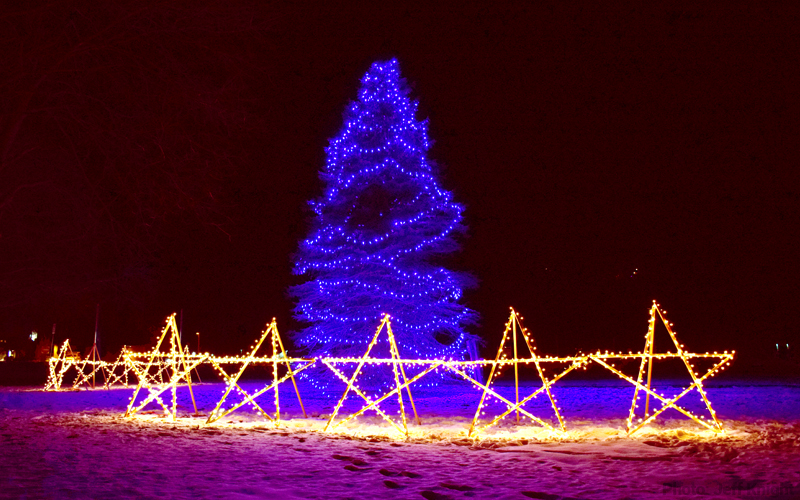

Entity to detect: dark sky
[2,2,798,367]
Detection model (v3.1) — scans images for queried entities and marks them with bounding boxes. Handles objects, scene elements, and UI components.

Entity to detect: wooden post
[272,324,280,422]
[387,321,420,426]
[274,322,308,418]
[49,324,56,360]
[513,312,519,423]
[469,311,512,437]
[193,332,202,382]
[644,324,654,416]
[92,305,99,389]
[171,315,198,416]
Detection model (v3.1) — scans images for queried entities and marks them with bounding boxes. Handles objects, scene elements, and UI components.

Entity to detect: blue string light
[291,59,479,387]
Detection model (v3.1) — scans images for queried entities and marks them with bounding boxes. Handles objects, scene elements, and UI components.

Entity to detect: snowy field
[1,378,799,500]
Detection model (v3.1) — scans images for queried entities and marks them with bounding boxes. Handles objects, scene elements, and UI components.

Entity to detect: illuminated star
[447,309,587,437]
[44,340,79,391]
[71,353,108,390]
[322,315,440,437]
[590,301,734,435]
[102,348,137,388]
[125,314,206,421]
[206,319,315,425]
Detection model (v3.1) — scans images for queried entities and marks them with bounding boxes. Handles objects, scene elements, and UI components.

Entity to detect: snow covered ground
[1,378,799,499]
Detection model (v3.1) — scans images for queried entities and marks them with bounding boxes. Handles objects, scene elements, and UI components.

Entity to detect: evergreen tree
[292,59,478,364]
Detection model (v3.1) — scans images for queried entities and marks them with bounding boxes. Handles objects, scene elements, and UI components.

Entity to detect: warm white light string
[46,302,734,437]
[45,341,140,391]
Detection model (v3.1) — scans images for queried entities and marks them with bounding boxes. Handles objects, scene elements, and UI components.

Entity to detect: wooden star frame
[124,344,200,394]
[206,318,315,425]
[133,351,175,386]
[125,314,205,421]
[445,309,588,437]
[71,354,108,390]
[323,315,439,437]
[46,341,138,391]
[101,348,137,389]
[45,340,81,391]
[589,301,734,435]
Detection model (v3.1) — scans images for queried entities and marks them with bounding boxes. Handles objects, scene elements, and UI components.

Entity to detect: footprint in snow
[380,469,420,478]
[420,491,452,500]
[521,492,559,500]
[440,483,475,491]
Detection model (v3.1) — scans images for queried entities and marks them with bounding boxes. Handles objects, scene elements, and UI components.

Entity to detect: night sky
[1,2,797,368]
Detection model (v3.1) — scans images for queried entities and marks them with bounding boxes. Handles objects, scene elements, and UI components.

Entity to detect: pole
[192,332,202,381]
[469,311,512,437]
[513,312,520,423]
[94,304,99,345]
[644,325,654,416]
[50,324,56,359]
[173,318,198,415]
[92,304,100,388]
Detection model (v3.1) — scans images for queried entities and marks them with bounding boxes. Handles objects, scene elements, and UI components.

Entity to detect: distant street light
[196,332,200,353]
[30,331,38,342]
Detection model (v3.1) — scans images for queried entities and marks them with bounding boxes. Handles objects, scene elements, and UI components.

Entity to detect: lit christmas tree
[292,59,478,367]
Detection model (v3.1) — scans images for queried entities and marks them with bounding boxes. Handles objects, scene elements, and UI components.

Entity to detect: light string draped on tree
[292,59,478,388]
